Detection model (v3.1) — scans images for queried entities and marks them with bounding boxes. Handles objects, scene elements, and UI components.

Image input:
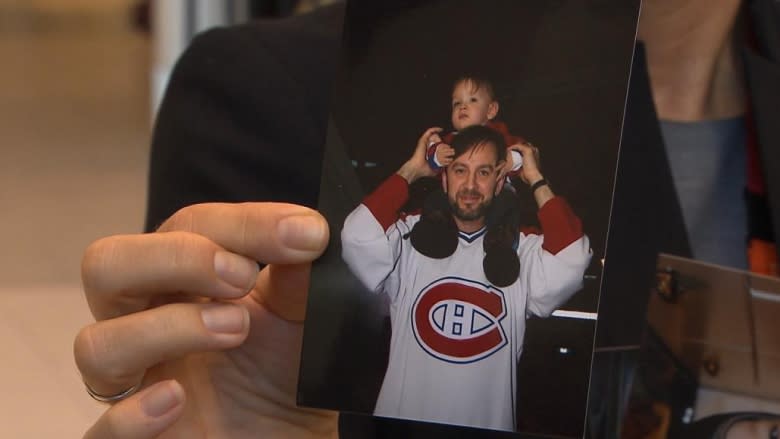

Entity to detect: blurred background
[0,0,332,436]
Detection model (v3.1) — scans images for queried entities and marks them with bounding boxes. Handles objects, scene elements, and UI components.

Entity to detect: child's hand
[435,143,454,167]
[428,133,443,147]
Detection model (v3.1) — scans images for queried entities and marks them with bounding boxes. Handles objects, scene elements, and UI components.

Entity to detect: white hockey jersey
[341,174,592,431]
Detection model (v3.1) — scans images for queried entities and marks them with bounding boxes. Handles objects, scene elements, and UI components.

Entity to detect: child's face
[451,80,499,131]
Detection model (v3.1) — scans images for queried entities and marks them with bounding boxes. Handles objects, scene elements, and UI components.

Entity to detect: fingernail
[277,214,326,251]
[201,303,248,334]
[214,251,258,293]
[140,381,184,418]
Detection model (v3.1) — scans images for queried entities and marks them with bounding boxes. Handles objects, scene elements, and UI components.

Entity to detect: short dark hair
[453,76,496,101]
[450,125,505,164]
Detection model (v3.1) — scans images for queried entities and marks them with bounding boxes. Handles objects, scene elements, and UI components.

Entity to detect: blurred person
[73,0,780,438]
[592,1,779,437]
[685,413,780,438]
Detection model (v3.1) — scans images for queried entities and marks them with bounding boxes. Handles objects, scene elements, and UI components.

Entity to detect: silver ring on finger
[84,380,142,403]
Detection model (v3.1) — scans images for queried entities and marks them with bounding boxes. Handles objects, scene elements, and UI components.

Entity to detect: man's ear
[487,101,499,120]
[442,169,448,192]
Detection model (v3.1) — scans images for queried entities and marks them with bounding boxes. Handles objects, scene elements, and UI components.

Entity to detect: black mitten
[483,246,520,288]
[410,189,459,259]
[484,189,521,249]
[483,189,521,287]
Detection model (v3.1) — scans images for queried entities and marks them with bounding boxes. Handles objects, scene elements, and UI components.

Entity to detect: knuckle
[82,237,121,291]
[74,325,133,383]
[235,206,252,249]
[154,303,189,335]
[162,203,205,232]
[73,326,96,373]
[161,231,210,273]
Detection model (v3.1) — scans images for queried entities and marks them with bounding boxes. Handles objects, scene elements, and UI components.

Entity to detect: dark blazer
[144,1,780,437]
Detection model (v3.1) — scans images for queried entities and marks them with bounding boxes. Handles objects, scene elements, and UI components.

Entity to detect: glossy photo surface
[299,0,640,436]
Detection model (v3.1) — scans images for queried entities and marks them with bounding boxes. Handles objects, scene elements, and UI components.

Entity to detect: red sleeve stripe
[362,174,410,231]
[537,196,583,254]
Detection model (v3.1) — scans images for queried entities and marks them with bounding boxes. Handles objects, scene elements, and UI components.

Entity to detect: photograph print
[299,0,640,436]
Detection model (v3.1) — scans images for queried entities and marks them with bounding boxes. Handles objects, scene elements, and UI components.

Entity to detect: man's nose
[465,171,478,187]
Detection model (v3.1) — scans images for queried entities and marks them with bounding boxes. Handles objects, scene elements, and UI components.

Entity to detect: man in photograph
[341,124,592,431]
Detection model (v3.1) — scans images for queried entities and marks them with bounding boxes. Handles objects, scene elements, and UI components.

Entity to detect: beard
[449,188,491,222]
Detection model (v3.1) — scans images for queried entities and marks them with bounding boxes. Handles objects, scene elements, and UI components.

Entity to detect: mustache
[457,189,482,198]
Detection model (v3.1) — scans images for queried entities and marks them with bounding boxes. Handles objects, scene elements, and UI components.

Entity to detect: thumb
[254,263,313,322]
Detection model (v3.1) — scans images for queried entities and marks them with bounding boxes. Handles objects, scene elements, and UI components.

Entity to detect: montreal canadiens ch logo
[411,277,507,363]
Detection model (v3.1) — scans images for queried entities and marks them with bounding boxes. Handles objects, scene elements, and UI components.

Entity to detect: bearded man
[341,124,592,431]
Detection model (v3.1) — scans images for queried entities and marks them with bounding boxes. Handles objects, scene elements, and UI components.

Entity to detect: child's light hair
[453,76,496,101]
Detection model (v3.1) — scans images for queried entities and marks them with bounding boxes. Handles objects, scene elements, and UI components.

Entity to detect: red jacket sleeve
[537,197,584,254]
[362,174,410,231]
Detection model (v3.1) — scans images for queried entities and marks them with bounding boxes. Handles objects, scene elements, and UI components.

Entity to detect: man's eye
[480,170,490,177]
